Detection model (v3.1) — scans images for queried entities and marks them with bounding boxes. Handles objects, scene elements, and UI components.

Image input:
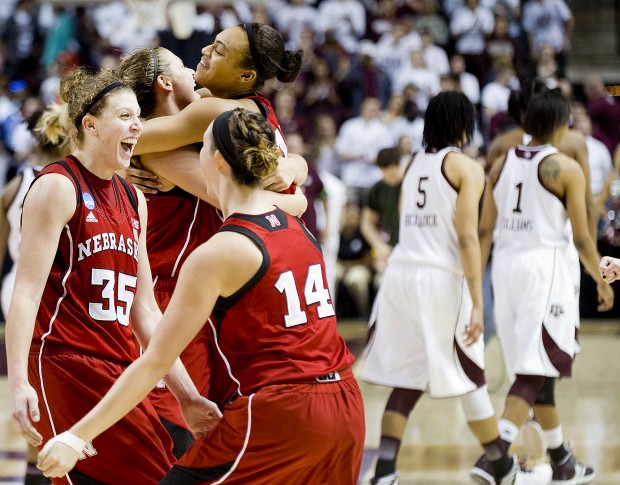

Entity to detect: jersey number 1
[275,264,335,327]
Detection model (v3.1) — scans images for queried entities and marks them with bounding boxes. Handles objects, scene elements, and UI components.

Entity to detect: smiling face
[161,49,200,109]
[86,90,142,173]
[195,26,254,97]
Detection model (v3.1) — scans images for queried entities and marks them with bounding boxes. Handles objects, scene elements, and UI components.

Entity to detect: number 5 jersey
[31,155,141,363]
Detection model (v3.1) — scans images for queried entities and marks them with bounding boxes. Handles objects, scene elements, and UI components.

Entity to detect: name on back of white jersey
[501,217,534,232]
[404,213,438,228]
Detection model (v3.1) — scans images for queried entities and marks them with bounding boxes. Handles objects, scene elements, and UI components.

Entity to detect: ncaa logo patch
[83,192,95,210]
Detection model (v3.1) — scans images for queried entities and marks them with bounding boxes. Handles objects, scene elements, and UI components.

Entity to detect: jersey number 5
[89,268,137,326]
[275,264,335,327]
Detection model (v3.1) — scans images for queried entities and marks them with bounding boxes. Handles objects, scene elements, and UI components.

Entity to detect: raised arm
[6,174,76,446]
[133,97,245,156]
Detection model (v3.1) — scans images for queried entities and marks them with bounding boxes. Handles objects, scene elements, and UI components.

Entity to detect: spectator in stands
[273,87,313,143]
[449,0,495,85]
[394,49,441,112]
[309,113,341,176]
[374,19,421,86]
[361,147,403,286]
[335,96,393,204]
[584,75,620,156]
[317,0,367,53]
[272,0,318,51]
[522,0,574,78]
[414,0,449,47]
[303,57,347,128]
[485,13,524,83]
[450,53,481,106]
[420,29,450,76]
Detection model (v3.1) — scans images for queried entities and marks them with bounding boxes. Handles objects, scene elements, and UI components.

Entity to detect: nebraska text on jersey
[78,232,139,262]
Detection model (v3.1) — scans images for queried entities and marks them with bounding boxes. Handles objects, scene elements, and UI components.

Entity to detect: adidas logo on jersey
[86,211,98,223]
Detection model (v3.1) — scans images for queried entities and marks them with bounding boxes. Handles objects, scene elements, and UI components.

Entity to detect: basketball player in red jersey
[125,23,308,197]
[37,108,365,484]
[6,68,214,485]
[118,45,308,458]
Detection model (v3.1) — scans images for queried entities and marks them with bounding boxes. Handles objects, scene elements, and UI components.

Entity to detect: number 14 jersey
[32,156,141,363]
[211,208,355,396]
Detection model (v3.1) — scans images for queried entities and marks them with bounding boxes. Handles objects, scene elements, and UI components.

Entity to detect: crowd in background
[0,0,619,319]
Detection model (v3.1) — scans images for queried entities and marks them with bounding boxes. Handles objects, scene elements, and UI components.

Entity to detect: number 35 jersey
[31,156,141,363]
[212,208,355,396]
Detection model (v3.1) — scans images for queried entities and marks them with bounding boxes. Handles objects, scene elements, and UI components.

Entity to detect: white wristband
[53,431,87,454]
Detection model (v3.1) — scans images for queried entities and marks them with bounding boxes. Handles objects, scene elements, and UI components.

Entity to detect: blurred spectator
[398,97,425,152]
[522,0,573,78]
[449,0,495,85]
[374,19,421,86]
[273,87,313,143]
[335,96,393,204]
[367,0,400,43]
[361,146,403,285]
[528,43,560,88]
[584,75,620,156]
[420,29,450,76]
[2,0,43,87]
[394,49,441,112]
[381,93,408,137]
[414,0,449,47]
[41,6,77,71]
[485,13,524,82]
[336,202,374,318]
[572,102,614,200]
[481,65,516,135]
[288,132,329,244]
[342,40,392,114]
[317,0,367,53]
[449,53,481,106]
[303,57,347,127]
[309,113,341,176]
[272,0,319,50]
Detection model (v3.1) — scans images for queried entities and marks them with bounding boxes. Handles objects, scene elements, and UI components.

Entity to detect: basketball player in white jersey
[476,88,613,485]
[363,91,552,485]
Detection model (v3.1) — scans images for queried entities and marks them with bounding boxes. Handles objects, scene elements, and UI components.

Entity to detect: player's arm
[360,206,393,263]
[36,232,261,477]
[6,175,76,446]
[447,152,485,344]
[560,155,613,310]
[133,97,243,156]
[479,157,503,270]
[260,185,307,217]
[261,153,308,191]
[128,191,208,411]
[566,130,596,239]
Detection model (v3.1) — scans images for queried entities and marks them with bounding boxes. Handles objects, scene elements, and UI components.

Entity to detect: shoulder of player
[24,172,76,221]
[193,230,261,267]
[540,153,582,182]
[445,151,484,176]
[488,128,522,160]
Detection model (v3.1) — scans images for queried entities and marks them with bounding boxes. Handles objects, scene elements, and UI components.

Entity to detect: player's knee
[508,374,546,407]
[533,377,555,406]
[460,385,495,422]
[385,387,423,417]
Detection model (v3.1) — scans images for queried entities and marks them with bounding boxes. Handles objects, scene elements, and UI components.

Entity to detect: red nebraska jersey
[147,187,222,280]
[212,208,354,396]
[31,156,141,363]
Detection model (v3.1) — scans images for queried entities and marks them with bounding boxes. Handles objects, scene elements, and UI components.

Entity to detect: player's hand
[599,256,620,283]
[37,431,84,478]
[179,396,223,440]
[260,155,297,192]
[117,158,162,195]
[10,381,42,446]
[463,306,483,346]
[597,283,614,312]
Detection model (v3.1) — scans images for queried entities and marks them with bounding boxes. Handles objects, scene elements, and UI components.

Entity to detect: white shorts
[492,248,575,379]
[362,263,485,398]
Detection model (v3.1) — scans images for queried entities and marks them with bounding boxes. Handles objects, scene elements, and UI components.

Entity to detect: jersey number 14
[275,264,335,327]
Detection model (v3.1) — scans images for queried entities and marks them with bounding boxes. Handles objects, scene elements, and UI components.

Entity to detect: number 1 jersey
[31,156,141,363]
[211,208,355,396]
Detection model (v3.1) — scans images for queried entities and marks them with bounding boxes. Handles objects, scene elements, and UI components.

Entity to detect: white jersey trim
[212,393,254,484]
[38,224,76,484]
[207,317,243,397]
[170,196,201,279]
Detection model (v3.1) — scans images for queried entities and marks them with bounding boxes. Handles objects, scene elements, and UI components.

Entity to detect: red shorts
[149,279,237,429]
[29,346,174,485]
[149,279,213,428]
[162,369,365,485]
